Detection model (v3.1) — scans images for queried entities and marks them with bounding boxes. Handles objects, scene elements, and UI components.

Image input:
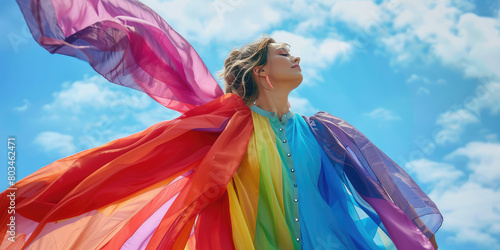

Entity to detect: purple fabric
[361,195,434,249]
[305,112,443,249]
[16,0,224,113]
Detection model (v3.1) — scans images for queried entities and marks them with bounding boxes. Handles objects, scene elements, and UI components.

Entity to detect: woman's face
[261,42,303,91]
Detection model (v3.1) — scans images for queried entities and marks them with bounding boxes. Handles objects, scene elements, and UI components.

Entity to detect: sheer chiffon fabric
[17,0,222,113]
[1,0,442,248]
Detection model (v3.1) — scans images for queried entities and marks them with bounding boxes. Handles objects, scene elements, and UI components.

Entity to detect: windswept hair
[217,34,290,106]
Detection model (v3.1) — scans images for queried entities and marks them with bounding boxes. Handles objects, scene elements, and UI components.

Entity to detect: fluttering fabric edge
[305,112,443,250]
[16,0,224,114]
[0,94,252,249]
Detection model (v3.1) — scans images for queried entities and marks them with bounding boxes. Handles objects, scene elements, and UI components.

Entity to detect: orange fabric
[0,93,253,249]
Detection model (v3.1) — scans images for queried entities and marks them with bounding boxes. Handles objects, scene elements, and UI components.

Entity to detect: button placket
[271,118,301,245]
[250,106,302,245]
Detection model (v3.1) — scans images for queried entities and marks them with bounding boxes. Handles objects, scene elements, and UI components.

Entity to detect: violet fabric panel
[16,0,224,113]
[305,112,443,244]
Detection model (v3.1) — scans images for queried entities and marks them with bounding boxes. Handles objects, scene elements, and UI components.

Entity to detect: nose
[293,56,300,65]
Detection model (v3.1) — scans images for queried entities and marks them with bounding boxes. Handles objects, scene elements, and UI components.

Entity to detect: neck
[254,89,290,120]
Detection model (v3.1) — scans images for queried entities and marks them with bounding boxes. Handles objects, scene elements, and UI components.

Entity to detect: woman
[1,0,441,249]
[219,39,440,249]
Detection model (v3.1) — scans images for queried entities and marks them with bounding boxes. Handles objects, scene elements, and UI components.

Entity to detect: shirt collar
[250,105,295,122]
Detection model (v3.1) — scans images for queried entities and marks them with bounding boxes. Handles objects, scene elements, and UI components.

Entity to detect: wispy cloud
[12,99,30,111]
[406,74,446,95]
[36,75,181,151]
[434,81,500,145]
[433,180,500,246]
[405,158,464,190]
[289,93,319,117]
[33,131,76,156]
[435,109,479,145]
[406,74,447,85]
[330,0,382,28]
[134,106,180,127]
[363,107,401,121]
[445,141,500,187]
[269,30,352,85]
[42,75,151,114]
[417,86,430,95]
[380,0,500,80]
[406,141,500,247]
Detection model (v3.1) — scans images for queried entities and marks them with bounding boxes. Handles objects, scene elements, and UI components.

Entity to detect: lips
[292,64,300,69]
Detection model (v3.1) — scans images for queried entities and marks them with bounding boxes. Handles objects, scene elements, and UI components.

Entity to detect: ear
[252,65,267,77]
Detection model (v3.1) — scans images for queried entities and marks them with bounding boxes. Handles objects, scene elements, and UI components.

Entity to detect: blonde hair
[218,34,289,106]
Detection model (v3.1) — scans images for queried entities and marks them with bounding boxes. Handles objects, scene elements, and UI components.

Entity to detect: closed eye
[280,53,289,56]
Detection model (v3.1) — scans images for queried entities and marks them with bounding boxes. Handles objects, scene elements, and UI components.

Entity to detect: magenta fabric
[18,0,224,113]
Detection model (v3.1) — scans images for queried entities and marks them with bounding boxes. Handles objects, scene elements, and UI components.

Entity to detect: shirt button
[287,153,291,157]
[279,128,283,131]
[294,184,297,187]
[294,198,298,202]
[284,115,287,118]
[296,237,300,242]
[295,217,299,222]
[291,168,294,172]
[283,139,287,143]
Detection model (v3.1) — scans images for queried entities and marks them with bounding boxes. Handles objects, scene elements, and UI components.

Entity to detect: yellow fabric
[228,112,297,249]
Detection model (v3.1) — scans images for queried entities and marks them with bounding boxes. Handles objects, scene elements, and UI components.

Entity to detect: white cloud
[289,93,318,117]
[380,32,417,63]
[36,75,184,151]
[434,108,479,145]
[405,158,464,190]
[269,30,352,84]
[330,0,382,29]
[445,141,500,187]
[478,129,498,142]
[137,0,348,47]
[406,74,446,85]
[406,74,447,94]
[406,142,500,247]
[406,74,429,84]
[434,81,500,145]
[484,133,498,142]
[474,81,500,116]
[12,99,30,111]
[362,107,401,121]
[454,13,500,79]
[380,0,500,80]
[42,75,151,114]
[138,0,354,88]
[139,0,286,45]
[450,0,475,12]
[417,86,430,95]
[134,106,180,127]
[33,131,76,156]
[432,180,500,246]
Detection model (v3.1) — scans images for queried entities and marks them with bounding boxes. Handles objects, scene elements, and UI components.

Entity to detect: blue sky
[1,0,499,249]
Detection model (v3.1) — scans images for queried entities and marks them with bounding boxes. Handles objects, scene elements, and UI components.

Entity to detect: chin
[290,78,303,90]
[293,75,303,87]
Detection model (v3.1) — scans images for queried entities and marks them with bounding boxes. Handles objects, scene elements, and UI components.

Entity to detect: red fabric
[194,191,235,250]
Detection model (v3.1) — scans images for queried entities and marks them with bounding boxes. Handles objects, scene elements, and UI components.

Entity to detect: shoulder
[301,111,364,139]
[302,111,351,128]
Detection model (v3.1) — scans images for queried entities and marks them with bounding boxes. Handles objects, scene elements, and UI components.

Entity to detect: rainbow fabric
[233,106,397,249]
[1,0,443,249]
